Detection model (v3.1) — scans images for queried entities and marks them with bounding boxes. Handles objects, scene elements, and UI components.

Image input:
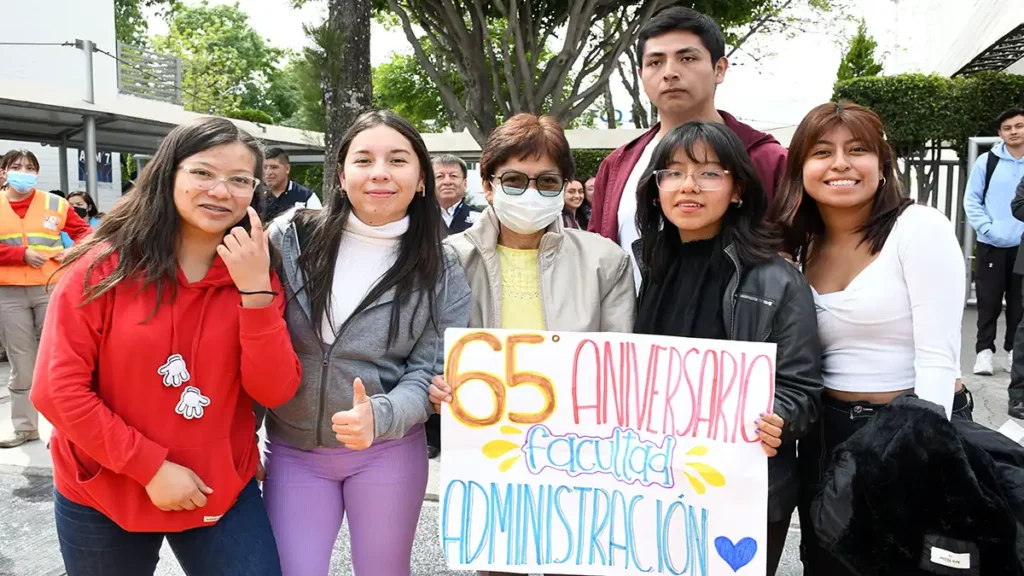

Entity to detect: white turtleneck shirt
[321,212,409,344]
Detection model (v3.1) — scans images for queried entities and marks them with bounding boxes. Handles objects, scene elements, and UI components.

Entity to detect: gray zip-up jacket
[267,212,471,449]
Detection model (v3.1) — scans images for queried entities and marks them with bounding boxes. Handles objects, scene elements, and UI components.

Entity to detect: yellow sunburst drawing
[682,445,726,495]
[481,426,524,471]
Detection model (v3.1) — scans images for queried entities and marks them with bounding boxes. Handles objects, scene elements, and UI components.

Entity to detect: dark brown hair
[773,101,911,264]
[61,117,269,310]
[292,109,444,346]
[480,114,574,182]
[1,149,41,172]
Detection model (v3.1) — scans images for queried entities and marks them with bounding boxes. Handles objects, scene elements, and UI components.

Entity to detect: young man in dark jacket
[589,7,787,288]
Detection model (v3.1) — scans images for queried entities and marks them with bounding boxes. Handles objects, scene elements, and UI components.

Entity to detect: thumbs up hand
[331,378,376,450]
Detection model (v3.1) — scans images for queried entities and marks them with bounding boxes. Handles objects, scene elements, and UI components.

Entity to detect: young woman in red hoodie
[31,117,301,575]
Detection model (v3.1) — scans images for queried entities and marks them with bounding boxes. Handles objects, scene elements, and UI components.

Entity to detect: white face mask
[492,186,564,234]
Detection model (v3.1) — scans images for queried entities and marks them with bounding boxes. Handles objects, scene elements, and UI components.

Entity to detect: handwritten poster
[439,329,776,576]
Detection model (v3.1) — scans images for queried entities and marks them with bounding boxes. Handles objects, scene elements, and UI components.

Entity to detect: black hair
[68,191,100,218]
[637,6,726,64]
[50,189,67,198]
[293,110,444,346]
[265,147,289,163]
[62,116,271,310]
[997,108,1024,127]
[635,121,779,283]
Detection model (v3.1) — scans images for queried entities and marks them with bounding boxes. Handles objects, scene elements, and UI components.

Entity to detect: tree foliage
[379,0,843,142]
[151,2,284,118]
[836,18,883,83]
[114,0,177,45]
[834,72,1024,158]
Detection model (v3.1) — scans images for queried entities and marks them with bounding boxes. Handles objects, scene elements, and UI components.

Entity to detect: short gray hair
[431,154,468,178]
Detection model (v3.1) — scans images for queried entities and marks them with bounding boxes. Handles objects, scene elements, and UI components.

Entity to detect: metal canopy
[0,79,325,158]
[954,23,1024,76]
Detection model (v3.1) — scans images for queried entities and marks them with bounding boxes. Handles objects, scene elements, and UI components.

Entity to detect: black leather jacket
[636,241,824,522]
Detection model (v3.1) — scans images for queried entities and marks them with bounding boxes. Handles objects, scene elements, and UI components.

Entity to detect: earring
[734,199,743,208]
[879,177,887,187]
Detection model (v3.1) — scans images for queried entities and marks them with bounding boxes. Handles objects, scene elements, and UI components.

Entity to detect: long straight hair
[773,101,911,265]
[61,117,269,311]
[634,121,779,283]
[292,110,445,345]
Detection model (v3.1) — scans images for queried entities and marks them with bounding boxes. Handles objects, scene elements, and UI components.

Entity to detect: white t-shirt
[812,204,965,418]
[617,137,661,291]
[321,212,409,344]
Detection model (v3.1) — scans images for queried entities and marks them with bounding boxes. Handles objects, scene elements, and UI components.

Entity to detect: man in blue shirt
[965,108,1024,387]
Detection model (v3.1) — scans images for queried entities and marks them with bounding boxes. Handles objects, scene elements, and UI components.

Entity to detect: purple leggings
[263,425,428,576]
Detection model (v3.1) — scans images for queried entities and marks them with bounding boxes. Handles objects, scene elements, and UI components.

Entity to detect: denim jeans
[54,479,281,576]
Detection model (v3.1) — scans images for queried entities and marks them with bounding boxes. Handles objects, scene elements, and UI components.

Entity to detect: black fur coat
[810,395,1024,575]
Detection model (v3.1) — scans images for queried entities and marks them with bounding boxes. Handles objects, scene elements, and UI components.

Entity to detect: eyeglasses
[653,168,730,192]
[180,166,260,197]
[493,171,565,197]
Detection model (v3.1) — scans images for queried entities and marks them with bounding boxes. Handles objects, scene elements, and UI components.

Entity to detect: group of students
[9,5,1023,576]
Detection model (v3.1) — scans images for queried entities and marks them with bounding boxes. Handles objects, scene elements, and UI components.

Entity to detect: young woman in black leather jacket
[631,121,824,576]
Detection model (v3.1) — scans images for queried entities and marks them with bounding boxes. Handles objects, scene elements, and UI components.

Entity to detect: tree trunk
[604,84,616,129]
[322,0,372,199]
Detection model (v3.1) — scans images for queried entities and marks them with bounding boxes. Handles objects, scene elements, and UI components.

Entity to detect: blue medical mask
[5,171,37,193]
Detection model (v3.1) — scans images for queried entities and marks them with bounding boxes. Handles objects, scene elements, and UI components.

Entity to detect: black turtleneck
[634,235,734,340]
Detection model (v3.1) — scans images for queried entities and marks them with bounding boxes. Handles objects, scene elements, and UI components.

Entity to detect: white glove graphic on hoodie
[158,354,191,387]
[176,386,211,420]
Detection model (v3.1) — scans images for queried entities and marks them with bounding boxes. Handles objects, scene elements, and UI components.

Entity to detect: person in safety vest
[0,149,93,448]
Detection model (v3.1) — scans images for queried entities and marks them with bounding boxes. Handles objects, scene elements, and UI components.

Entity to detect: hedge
[833,72,1024,157]
[572,149,613,179]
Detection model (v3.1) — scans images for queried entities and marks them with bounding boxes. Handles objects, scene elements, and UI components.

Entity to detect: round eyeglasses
[180,166,260,197]
[653,168,730,192]
[493,171,565,197]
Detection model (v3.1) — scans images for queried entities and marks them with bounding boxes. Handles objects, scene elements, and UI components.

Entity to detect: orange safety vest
[0,190,70,286]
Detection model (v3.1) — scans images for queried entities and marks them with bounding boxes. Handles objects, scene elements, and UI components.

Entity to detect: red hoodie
[588,110,788,242]
[32,247,301,533]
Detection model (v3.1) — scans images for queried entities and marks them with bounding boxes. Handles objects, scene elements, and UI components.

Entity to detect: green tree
[114,0,177,45]
[379,0,842,144]
[836,18,883,83]
[151,2,283,117]
[373,49,460,132]
[301,0,373,197]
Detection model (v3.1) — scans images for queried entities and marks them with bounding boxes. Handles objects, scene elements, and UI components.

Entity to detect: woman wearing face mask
[30,117,301,574]
[62,191,103,248]
[0,150,94,449]
[632,121,823,576]
[263,110,470,576]
[773,102,968,574]
[429,114,634,576]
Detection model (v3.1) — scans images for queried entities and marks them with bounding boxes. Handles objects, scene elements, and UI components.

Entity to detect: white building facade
[0,0,123,210]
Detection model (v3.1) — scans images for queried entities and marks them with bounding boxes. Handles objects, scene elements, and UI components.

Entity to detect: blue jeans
[54,479,282,576]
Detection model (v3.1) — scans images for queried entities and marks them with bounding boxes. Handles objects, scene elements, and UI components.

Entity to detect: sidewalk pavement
[0,309,1018,575]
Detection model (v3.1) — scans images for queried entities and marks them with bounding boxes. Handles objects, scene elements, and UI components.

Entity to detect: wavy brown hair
[773,101,911,264]
[60,117,269,311]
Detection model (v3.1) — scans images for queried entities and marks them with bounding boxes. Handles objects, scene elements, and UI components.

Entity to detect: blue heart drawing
[715,536,757,572]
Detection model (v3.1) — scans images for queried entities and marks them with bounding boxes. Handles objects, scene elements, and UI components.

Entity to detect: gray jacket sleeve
[1012,173,1024,222]
[369,251,472,440]
[600,252,636,333]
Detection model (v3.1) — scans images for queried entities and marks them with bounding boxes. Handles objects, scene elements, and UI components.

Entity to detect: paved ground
[0,309,1018,576]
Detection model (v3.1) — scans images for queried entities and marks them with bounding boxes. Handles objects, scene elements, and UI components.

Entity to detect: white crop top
[812,204,965,418]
